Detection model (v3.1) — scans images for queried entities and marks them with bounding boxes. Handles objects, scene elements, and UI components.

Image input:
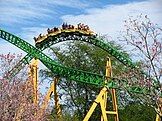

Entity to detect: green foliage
[41,40,128,120]
[119,103,156,121]
[41,40,156,121]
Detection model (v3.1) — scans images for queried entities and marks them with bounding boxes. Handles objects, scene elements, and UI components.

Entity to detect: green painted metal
[0,29,156,94]
[35,31,158,87]
[0,29,104,86]
[9,32,156,86]
[6,33,92,78]
[6,54,32,78]
[36,32,135,68]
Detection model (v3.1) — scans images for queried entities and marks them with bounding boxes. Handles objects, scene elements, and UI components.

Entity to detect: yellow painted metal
[40,77,62,120]
[17,59,39,120]
[111,89,119,121]
[41,81,54,110]
[54,77,62,120]
[100,97,108,121]
[101,57,119,121]
[156,98,162,121]
[156,114,160,121]
[106,111,117,115]
[155,107,161,121]
[83,87,107,121]
[83,58,119,121]
[101,57,111,121]
[29,59,38,104]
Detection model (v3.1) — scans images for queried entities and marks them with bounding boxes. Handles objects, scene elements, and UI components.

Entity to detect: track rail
[0,29,105,86]
[0,28,157,94]
[8,31,134,78]
[35,29,158,87]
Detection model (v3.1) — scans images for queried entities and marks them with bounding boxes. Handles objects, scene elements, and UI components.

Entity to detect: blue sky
[0,0,161,54]
[0,0,161,95]
[0,0,145,33]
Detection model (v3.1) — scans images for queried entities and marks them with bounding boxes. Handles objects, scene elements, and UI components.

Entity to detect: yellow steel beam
[40,77,62,120]
[156,114,160,121]
[111,89,119,121]
[16,59,39,120]
[101,57,111,121]
[54,77,62,120]
[100,98,108,121]
[83,87,107,121]
[29,59,38,104]
[41,81,54,110]
[155,98,162,121]
[83,57,119,121]
[106,111,117,115]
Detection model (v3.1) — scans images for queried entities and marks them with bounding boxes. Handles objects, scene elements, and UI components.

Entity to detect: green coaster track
[0,28,158,95]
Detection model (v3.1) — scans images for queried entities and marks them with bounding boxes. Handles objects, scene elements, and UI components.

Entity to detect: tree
[40,40,131,120]
[119,14,162,105]
[0,53,50,121]
[40,40,158,120]
[119,103,156,121]
[39,15,161,120]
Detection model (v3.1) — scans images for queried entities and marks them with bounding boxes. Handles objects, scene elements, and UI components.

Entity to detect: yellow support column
[41,81,54,110]
[29,59,38,105]
[101,57,111,121]
[83,57,119,121]
[54,77,62,120]
[40,77,62,120]
[83,87,108,121]
[156,98,162,121]
[111,88,119,121]
[106,58,119,121]
[156,113,160,121]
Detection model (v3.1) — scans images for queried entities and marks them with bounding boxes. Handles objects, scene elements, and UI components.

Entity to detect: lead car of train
[34,23,96,44]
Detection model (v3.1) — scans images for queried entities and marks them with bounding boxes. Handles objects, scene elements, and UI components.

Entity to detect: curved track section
[36,29,158,86]
[0,28,156,94]
[6,54,33,78]
[0,29,105,86]
[13,29,157,86]
[7,30,135,80]
[36,32,135,68]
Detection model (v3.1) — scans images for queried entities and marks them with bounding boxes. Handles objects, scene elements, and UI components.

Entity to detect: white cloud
[45,0,88,8]
[0,1,52,25]
[61,0,162,38]
[1,0,162,55]
[20,26,49,45]
[0,25,48,55]
[0,0,90,55]
[0,0,88,26]
[0,42,26,55]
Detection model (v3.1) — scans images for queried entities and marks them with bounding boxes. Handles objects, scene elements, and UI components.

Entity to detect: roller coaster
[0,24,161,121]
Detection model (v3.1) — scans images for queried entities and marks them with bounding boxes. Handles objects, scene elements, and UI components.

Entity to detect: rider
[33,37,37,42]
[62,23,65,29]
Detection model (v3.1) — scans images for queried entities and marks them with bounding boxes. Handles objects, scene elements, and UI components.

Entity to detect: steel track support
[41,81,54,110]
[110,88,119,121]
[40,77,62,120]
[54,77,62,120]
[29,59,39,105]
[83,58,119,121]
[156,113,160,121]
[83,87,108,121]
[156,98,162,121]
[101,57,111,121]
[14,59,39,121]
[155,106,162,121]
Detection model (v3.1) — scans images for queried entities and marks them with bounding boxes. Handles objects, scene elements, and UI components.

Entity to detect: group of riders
[34,23,90,42]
